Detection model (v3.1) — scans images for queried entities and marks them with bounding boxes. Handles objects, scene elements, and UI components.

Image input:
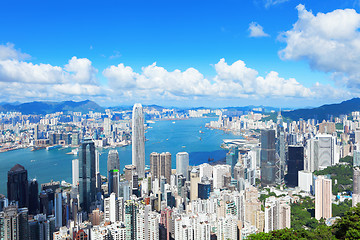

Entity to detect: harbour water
[0,118,240,195]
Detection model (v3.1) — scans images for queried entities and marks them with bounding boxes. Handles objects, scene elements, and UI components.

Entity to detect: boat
[172,121,175,124]
[46,145,62,151]
[199,130,204,133]
[67,148,78,155]
[31,146,46,151]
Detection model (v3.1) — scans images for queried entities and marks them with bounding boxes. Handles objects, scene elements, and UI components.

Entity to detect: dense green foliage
[291,197,319,231]
[339,156,353,166]
[332,200,352,217]
[314,164,353,195]
[247,226,335,239]
[247,205,360,239]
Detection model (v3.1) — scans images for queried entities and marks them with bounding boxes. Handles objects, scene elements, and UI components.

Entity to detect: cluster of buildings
[3,104,360,239]
[0,105,191,153]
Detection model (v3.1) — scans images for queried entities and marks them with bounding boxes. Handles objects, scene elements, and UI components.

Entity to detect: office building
[213,165,231,189]
[199,163,213,180]
[29,179,39,215]
[72,159,79,187]
[276,112,285,185]
[354,150,360,167]
[124,165,136,182]
[132,103,145,178]
[1,205,29,240]
[226,148,238,178]
[160,152,172,184]
[286,146,304,187]
[315,176,332,220]
[190,169,200,201]
[298,170,313,193]
[107,150,120,178]
[260,129,276,187]
[108,169,120,196]
[150,152,172,184]
[54,191,62,228]
[79,138,96,213]
[7,164,29,208]
[176,152,189,179]
[306,134,339,172]
[150,152,160,180]
[353,166,360,207]
[198,181,211,200]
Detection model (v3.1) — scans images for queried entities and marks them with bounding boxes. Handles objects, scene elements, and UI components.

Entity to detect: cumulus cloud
[0,43,31,60]
[248,22,270,37]
[279,4,360,88]
[103,58,313,101]
[0,43,104,102]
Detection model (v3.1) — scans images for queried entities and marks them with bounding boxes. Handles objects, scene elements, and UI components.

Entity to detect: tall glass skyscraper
[176,152,189,179]
[107,150,120,176]
[79,137,96,213]
[132,103,145,178]
[276,111,285,184]
[7,164,29,208]
[260,129,276,187]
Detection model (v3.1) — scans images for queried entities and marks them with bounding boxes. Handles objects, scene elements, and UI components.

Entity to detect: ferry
[46,145,62,151]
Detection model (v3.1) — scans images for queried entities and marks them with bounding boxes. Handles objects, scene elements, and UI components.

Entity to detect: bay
[0,118,239,195]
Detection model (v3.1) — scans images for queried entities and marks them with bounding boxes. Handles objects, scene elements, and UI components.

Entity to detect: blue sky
[0,0,360,107]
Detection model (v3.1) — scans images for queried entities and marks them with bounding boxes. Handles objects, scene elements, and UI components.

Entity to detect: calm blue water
[0,118,240,195]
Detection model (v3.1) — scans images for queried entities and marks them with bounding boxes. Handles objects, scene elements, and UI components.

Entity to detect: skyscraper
[72,159,79,187]
[315,175,332,220]
[132,103,145,178]
[160,152,172,184]
[108,150,120,174]
[176,152,189,179]
[28,179,39,215]
[7,164,29,208]
[55,190,63,228]
[260,130,276,187]
[1,205,29,240]
[150,152,160,180]
[79,137,96,213]
[226,148,238,178]
[276,111,285,185]
[353,166,360,207]
[108,169,120,196]
[286,146,304,187]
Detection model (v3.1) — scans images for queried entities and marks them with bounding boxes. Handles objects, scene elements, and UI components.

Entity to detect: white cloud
[0,42,346,104]
[103,58,313,101]
[264,0,289,8]
[109,50,122,59]
[279,4,360,88]
[64,56,98,84]
[0,43,103,102]
[0,43,31,60]
[248,22,270,37]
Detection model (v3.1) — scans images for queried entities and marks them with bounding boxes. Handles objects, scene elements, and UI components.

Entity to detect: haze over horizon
[1,0,360,108]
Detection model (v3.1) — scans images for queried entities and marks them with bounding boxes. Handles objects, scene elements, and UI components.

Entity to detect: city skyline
[1,1,360,107]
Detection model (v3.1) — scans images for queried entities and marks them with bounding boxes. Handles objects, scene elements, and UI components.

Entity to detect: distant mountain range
[0,100,104,115]
[283,98,360,121]
[1,98,360,120]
